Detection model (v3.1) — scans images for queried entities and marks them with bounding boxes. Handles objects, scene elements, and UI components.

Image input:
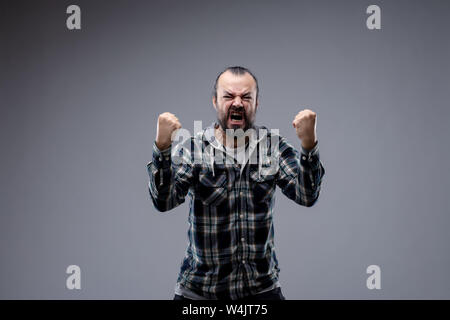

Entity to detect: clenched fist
[155,112,182,150]
[292,109,317,151]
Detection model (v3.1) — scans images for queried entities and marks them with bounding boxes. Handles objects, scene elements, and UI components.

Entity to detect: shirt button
[302,155,306,160]
[241,237,245,242]
[311,182,315,186]
[242,260,246,264]
[240,214,244,219]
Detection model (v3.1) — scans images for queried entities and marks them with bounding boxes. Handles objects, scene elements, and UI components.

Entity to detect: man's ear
[255,98,259,111]
[212,96,217,111]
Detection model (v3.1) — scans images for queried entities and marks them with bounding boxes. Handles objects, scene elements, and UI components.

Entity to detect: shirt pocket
[197,170,228,206]
[249,167,276,204]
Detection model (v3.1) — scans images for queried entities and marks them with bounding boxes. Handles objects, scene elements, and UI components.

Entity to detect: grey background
[1,0,449,299]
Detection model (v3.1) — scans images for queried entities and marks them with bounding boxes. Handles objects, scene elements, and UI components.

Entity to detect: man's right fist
[155,112,182,150]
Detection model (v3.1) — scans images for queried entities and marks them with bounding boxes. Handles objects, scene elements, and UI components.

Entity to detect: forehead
[217,71,257,94]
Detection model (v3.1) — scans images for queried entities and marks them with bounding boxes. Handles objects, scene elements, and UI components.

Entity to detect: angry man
[146,66,325,300]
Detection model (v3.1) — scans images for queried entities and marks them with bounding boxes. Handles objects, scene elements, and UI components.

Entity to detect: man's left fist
[292,109,317,151]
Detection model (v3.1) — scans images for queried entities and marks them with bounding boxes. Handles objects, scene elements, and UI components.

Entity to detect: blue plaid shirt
[146,121,325,299]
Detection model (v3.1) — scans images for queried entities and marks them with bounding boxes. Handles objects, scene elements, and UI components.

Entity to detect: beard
[217,105,254,133]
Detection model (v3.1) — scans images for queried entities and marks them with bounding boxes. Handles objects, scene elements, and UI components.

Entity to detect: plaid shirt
[146,121,325,300]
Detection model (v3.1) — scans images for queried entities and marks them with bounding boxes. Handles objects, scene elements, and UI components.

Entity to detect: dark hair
[213,66,259,101]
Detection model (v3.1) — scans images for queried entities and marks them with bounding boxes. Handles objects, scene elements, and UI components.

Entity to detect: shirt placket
[207,133,258,299]
[236,163,255,298]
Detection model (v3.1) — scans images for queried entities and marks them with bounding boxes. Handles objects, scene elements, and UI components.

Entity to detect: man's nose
[232,96,243,106]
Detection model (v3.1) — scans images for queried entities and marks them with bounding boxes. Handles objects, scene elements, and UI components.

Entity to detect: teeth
[230,110,244,122]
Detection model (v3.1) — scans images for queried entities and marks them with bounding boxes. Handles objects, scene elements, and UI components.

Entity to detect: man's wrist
[155,140,171,152]
[301,139,317,151]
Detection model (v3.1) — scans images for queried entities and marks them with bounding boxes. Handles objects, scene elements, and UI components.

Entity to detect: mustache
[227,106,246,117]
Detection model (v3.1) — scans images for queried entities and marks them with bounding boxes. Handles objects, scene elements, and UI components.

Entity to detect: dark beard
[217,106,253,132]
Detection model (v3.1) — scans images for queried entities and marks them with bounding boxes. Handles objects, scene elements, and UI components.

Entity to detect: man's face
[213,71,258,132]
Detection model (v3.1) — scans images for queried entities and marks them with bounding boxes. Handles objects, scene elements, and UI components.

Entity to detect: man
[146,66,325,300]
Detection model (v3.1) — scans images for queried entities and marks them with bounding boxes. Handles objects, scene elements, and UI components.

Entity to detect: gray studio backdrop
[1,0,449,299]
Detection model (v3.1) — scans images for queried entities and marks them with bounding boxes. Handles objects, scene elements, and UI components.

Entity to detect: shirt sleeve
[146,140,194,212]
[276,136,325,207]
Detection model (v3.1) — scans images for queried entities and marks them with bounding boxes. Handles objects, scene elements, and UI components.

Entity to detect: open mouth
[229,111,245,125]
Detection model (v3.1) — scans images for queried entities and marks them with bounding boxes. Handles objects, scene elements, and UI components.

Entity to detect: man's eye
[223,95,251,100]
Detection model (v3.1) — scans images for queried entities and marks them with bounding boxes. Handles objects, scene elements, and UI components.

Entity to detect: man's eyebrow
[223,91,252,96]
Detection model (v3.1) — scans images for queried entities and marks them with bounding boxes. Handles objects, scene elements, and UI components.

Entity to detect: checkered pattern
[146,122,325,299]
